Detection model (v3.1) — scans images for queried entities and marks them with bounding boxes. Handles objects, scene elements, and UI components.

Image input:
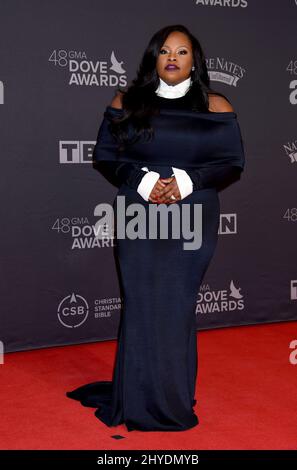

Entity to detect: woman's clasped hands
[148,176,181,204]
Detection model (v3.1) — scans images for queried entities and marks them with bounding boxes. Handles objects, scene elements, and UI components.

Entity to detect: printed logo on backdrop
[283,208,297,223]
[0,81,4,104]
[283,139,297,163]
[291,280,297,300]
[196,280,244,315]
[57,294,122,328]
[49,50,127,87]
[206,58,246,87]
[52,216,115,249]
[194,0,248,8]
[59,141,95,163]
[57,293,89,328]
[219,213,237,234]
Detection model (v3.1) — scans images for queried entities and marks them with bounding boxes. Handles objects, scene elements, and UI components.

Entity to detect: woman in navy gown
[66,24,245,432]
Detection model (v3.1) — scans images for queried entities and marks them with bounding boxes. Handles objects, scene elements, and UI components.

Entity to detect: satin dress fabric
[66,95,221,432]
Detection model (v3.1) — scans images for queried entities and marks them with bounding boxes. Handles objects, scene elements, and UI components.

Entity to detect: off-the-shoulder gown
[66,90,245,432]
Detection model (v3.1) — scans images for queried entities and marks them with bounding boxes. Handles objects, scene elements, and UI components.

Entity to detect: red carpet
[1,321,296,450]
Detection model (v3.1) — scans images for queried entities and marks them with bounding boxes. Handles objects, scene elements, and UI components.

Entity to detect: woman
[66,24,245,432]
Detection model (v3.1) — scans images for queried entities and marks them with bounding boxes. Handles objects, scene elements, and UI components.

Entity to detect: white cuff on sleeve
[137,171,160,201]
[172,167,193,199]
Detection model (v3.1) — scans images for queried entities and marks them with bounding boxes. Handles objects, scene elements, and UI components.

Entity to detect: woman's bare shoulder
[208,93,234,112]
[110,90,124,109]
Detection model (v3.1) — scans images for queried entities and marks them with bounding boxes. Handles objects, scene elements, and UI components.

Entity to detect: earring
[191,66,195,71]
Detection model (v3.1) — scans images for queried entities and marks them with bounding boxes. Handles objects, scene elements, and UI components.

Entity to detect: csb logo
[57,293,89,328]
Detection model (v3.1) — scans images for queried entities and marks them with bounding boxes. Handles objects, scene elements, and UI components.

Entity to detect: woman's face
[156,31,193,86]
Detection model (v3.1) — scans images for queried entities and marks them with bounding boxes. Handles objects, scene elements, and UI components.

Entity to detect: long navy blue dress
[66,92,244,432]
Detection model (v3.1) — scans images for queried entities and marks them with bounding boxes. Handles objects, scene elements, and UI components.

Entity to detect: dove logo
[68,50,127,87]
[196,280,244,314]
[290,280,297,300]
[49,49,128,87]
[110,51,126,74]
[0,81,4,104]
[229,280,243,299]
[57,293,89,328]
